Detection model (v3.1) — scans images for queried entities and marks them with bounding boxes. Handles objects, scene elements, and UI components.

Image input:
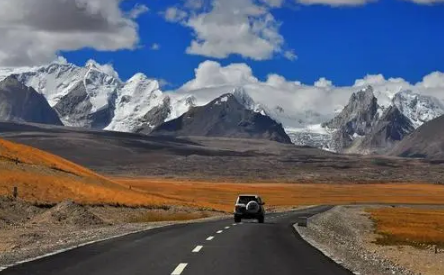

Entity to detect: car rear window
[238,196,257,204]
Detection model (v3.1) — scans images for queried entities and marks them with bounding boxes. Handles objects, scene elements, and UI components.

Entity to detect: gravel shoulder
[296,205,444,275]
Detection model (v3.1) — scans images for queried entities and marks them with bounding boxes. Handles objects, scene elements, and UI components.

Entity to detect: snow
[1,59,444,148]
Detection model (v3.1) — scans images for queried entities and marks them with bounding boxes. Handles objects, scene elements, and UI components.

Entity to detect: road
[1,206,352,275]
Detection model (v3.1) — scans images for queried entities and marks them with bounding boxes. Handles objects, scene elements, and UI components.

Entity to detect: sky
[0,0,443,89]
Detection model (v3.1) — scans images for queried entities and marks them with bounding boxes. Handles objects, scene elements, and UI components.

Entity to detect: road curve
[1,206,352,275]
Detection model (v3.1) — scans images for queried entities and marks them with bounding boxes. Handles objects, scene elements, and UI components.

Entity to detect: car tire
[258,216,264,223]
[234,216,241,223]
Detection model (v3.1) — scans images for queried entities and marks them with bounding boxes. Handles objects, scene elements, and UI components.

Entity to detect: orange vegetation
[2,138,444,211]
[0,139,177,206]
[368,207,444,248]
[128,211,211,223]
[115,178,444,212]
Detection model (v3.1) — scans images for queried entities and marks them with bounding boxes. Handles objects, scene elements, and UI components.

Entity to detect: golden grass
[3,137,444,213]
[0,139,178,206]
[128,211,211,223]
[368,208,444,248]
[115,178,444,212]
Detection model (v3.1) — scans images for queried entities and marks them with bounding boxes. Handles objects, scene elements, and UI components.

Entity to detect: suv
[234,194,265,223]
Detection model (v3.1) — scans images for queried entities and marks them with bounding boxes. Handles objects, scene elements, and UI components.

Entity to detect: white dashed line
[232,223,237,226]
[192,245,203,253]
[206,236,214,241]
[225,226,230,229]
[171,263,188,275]
[216,230,223,234]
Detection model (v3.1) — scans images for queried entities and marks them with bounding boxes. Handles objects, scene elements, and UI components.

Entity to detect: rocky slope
[0,76,63,125]
[151,94,292,144]
[1,60,443,153]
[323,86,442,154]
[355,106,414,154]
[390,115,444,159]
[323,86,380,152]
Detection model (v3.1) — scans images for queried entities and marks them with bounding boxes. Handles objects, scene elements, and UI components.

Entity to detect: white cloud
[261,0,285,7]
[175,60,444,128]
[180,60,259,90]
[151,43,161,50]
[314,77,333,88]
[165,0,293,61]
[184,0,205,10]
[297,0,377,6]
[0,0,147,67]
[163,7,188,22]
[284,50,298,61]
[419,72,444,88]
[129,4,149,19]
[404,0,444,4]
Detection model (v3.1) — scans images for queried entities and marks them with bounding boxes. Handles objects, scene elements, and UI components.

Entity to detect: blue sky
[59,0,444,88]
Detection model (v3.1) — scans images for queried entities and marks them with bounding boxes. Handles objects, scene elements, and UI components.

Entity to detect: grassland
[368,207,444,248]
[128,211,211,223]
[0,138,177,207]
[115,178,444,212]
[3,137,444,213]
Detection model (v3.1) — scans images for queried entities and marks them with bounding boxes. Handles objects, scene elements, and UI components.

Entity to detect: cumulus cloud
[297,0,377,6]
[419,72,444,88]
[314,77,333,88]
[164,0,294,61]
[175,60,444,127]
[0,0,147,67]
[163,7,188,22]
[404,0,444,4]
[261,0,285,7]
[180,60,259,90]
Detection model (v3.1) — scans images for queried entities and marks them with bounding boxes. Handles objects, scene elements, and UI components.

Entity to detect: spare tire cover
[246,201,260,213]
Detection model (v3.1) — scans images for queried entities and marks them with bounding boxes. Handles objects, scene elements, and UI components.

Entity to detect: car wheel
[258,216,264,223]
[234,216,241,223]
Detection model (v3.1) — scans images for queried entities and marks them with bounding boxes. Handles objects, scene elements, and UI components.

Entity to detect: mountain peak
[210,93,237,106]
[151,92,292,144]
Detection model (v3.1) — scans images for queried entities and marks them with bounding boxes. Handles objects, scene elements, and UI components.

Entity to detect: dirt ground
[296,205,444,275]
[0,196,225,267]
[3,125,444,184]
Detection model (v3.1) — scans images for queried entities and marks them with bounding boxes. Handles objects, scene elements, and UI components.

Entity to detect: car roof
[238,194,260,197]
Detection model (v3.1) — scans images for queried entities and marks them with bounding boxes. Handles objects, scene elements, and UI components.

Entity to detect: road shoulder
[295,205,419,275]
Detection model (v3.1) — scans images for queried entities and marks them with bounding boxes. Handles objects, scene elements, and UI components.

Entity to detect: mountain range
[1,60,444,152]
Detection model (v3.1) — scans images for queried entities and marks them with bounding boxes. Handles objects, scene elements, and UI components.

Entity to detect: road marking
[216,230,223,234]
[225,226,230,229]
[192,245,203,253]
[232,223,237,226]
[171,263,188,275]
[206,236,214,241]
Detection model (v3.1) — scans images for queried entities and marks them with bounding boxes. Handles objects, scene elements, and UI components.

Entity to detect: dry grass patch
[114,179,444,212]
[368,207,444,248]
[128,211,211,223]
[0,139,180,207]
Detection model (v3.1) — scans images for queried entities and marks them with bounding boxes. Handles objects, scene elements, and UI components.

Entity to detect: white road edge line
[192,245,203,253]
[216,230,223,234]
[206,236,214,241]
[171,263,188,275]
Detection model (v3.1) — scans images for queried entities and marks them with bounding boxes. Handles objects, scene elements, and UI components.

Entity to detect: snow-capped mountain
[1,59,444,153]
[392,90,444,129]
[321,86,444,153]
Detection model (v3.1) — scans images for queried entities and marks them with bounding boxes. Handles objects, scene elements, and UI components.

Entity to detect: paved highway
[1,206,352,275]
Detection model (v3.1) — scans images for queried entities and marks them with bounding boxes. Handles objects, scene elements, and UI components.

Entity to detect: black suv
[234,194,265,223]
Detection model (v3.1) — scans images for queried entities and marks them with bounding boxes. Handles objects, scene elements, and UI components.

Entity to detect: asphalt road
[1,206,353,275]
